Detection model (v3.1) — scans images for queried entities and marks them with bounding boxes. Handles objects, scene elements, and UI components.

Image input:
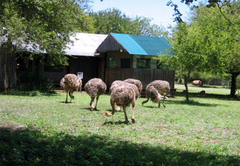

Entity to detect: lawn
[0,86,239,165]
[176,83,231,95]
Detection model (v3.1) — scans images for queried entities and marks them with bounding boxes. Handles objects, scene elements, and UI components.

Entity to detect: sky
[90,0,197,28]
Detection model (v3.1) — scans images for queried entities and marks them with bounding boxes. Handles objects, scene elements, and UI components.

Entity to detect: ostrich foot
[131,118,136,124]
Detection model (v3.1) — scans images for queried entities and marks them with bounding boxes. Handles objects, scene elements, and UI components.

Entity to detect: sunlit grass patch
[0,88,239,165]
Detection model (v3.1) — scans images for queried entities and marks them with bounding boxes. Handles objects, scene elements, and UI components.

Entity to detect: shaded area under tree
[0,126,239,165]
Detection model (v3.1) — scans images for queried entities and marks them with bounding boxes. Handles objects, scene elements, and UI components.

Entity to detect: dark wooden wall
[104,68,175,89]
[69,56,98,86]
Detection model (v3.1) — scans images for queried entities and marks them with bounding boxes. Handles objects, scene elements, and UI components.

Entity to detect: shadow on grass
[84,107,101,112]
[140,97,218,107]
[0,126,239,166]
[142,105,156,108]
[166,92,238,107]
[176,92,237,100]
[59,101,80,104]
[0,90,58,97]
[103,120,130,125]
[166,99,219,107]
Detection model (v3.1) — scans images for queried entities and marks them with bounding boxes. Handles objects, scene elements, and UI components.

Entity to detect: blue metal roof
[111,33,171,56]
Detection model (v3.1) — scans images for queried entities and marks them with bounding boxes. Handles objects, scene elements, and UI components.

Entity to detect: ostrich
[142,80,170,108]
[141,85,167,108]
[124,78,143,95]
[84,78,107,111]
[109,80,123,94]
[105,82,138,123]
[60,74,82,103]
[109,80,140,111]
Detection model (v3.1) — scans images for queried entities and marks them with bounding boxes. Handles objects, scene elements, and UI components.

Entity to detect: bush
[17,71,55,93]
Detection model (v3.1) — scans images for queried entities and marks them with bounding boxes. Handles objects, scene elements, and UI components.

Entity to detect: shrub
[17,71,55,93]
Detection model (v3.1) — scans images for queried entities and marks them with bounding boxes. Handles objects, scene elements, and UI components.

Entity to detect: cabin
[96,33,175,89]
[45,33,107,85]
[17,33,107,86]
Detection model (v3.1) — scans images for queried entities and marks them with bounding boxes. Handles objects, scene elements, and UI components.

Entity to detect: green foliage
[130,16,168,37]
[0,90,239,165]
[192,2,240,96]
[164,23,205,74]
[90,8,131,34]
[158,22,206,101]
[0,0,96,91]
[90,8,169,37]
[167,0,230,23]
[17,71,55,93]
[160,1,240,98]
[193,3,240,74]
[0,0,93,65]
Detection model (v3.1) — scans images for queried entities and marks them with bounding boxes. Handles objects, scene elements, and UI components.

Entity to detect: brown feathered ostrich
[142,80,170,108]
[109,80,140,111]
[142,85,167,108]
[60,74,82,103]
[124,78,143,95]
[105,82,138,123]
[84,78,107,110]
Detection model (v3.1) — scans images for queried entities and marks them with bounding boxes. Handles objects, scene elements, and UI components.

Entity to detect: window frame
[108,58,117,68]
[137,58,151,69]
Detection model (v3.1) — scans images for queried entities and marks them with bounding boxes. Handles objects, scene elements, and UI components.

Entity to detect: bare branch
[216,2,232,27]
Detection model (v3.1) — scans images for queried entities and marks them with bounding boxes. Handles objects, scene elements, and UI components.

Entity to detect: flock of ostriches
[60,73,170,124]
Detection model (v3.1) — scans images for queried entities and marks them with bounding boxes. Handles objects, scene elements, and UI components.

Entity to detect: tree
[193,2,240,97]
[130,16,169,37]
[159,22,205,102]
[161,1,240,101]
[167,0,232,23]
[0,0,92,92]
[90,8,132,34]
[90,8,169,37]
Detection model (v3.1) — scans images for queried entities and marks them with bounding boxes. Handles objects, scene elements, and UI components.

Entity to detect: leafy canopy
[90,8,168,37]
[193,2,240,74]
[0,0,92,65]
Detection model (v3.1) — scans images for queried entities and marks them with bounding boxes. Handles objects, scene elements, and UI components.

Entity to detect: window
[121,58,130,68]
[137,58,151,69]
[108,58,117,68]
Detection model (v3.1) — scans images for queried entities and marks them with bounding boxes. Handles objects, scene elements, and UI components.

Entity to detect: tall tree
[0,0,91,92]
[159,22,204,102]
[193,2,240,96]
[90,8,131,34]
[161,1,240,101]
[90,8,169,37]
[130,16,169,37]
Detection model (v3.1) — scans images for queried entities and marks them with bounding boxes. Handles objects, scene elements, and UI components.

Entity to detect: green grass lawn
[175,83,231,95]
[0,88,239,165]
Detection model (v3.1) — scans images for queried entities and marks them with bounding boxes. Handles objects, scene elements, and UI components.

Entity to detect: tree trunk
[184,75,189,103]
[230,72,239,97]
[0,42,17,92]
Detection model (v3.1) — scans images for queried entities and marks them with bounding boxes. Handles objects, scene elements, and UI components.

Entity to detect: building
[16,32,174,89]
[96,33,174,89]
[17,33,107,86]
